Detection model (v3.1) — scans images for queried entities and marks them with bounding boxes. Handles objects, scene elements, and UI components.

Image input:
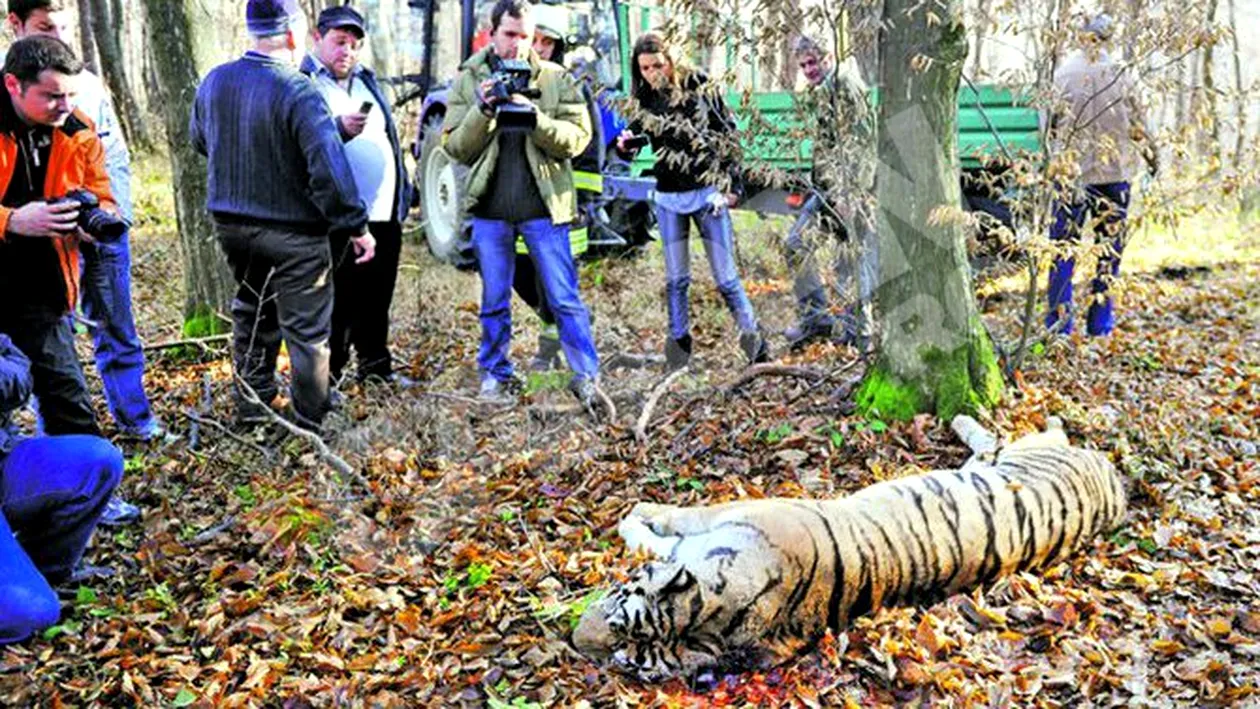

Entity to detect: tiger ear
[660,566,697,595]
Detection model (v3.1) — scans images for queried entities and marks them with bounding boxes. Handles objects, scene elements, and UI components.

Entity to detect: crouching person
[1,333,122,645]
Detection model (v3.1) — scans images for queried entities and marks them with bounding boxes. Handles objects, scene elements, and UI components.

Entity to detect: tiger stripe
[575,429,1128,682]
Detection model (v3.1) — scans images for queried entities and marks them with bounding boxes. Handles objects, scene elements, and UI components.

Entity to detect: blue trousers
[0,436,122,645]
[80,233,158,436]
[656,201,758,341]
[1046,182,1130,336]
[471,217,599,381]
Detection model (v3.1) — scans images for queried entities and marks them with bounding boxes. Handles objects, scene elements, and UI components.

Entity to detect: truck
[399,0,1039,265]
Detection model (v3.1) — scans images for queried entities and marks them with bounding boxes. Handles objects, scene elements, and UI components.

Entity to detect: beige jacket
[1050,49,1152,185]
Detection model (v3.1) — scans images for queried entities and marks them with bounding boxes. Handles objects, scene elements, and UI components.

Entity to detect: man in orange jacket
[0,36,116,437]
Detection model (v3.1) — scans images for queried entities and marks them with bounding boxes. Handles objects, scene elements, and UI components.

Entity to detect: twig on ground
[594,381,618,423]
[235,376,374,496]
[635,366,691,445]
[726,363,825,395]
[417,390,483,406]
[518,514,557,577]
[602,351,666,371]
[785,355,868,406]
[188,514,239,547]
[144,334,232,353]
[182,409,274,459]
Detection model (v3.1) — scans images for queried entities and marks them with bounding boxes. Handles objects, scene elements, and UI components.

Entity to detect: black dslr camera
[54,189,127,242]
[486,53,541,132]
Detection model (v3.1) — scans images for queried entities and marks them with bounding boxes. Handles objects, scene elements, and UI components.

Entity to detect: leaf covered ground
[0,204,1257,707]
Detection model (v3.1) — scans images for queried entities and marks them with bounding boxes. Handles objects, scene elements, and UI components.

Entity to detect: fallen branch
[188,514,238,547]
[785,356,867,406]
[594,381,618,423]
[235,376,373,496]
[144,334,232,353]
[726,363,825,395]
[602,351,666,372]
[418,390,483,406]
[518,514,557,576]
[183,409,274,459]
[635,366,691,445]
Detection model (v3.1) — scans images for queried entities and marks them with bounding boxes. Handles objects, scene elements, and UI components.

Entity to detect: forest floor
[0,158,1257,707]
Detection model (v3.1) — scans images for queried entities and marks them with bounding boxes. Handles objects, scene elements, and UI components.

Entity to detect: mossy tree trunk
[140,0,233,337]
[88,0,150,150]
[856,0,1002,421]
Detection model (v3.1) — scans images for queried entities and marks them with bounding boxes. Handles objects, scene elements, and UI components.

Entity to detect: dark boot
[529,327,563,371]
[784,318,834,350]
[740,329,770,365]
[569,375,602,421]
[664,334,692,372]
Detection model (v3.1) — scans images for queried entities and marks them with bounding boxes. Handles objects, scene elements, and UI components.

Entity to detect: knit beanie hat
[246,0,303,37]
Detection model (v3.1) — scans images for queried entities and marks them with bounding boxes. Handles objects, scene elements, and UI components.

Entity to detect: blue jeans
[471,217,599,381]
[1046,182,1130,336]
[655,196,758,341]
[80,232,157,436]
[0,436,122,645]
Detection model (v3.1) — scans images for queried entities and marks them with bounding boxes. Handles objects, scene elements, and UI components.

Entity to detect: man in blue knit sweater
[190,0,374,430]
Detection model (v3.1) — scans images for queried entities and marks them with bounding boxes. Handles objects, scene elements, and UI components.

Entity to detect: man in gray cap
[300,6,413,388]
[190,0,374,430]
[1045,14,1159,337]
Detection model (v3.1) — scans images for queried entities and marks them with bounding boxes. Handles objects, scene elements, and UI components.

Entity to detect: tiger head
[573,561,733,682]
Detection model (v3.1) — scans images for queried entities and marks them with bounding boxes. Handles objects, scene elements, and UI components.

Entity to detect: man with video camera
[0,36,118,444]
[442,0,600,413]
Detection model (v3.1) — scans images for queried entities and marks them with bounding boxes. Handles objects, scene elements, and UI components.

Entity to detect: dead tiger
[573,415,1128,681]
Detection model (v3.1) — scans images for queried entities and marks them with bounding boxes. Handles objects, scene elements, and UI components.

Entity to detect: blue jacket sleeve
[0,335,34,414]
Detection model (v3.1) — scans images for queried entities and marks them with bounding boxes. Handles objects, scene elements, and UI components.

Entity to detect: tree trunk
[140,0,234,336]
[1202,0,1220,162]
[856,0,1002,421]
[76,0,100,74]
[1227,0,1245,169]
[88,0,150,150]
[970,0,990,79]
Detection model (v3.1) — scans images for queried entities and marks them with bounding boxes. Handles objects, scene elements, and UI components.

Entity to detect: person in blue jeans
[7,0,157,525]
[442,0,601,413]
[617,33,768,371]
[1,333,122,645]
[1045,15,1158,336]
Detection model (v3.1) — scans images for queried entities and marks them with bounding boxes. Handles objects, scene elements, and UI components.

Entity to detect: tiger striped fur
[572,416,1128,681]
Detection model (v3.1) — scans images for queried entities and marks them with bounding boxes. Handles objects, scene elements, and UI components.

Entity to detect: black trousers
[214,220,333,428]
[0,315,100,436]
[329,220,402,381]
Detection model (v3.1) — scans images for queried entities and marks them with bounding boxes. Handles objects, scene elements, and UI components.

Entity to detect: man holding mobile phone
[301,6,413,388]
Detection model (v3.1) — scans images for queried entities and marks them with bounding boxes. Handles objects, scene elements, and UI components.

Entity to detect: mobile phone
[623,134,649,151]
[359,101,373,114]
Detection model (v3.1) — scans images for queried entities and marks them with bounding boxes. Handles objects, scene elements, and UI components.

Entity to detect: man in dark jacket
[190,0,374,430]
[1,333,123,645]
[301,6,412,387]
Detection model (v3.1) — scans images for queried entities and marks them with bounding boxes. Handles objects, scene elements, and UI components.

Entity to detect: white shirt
[308,60,397,222]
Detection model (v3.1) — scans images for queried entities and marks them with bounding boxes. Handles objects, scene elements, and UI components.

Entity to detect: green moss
[855,365,924,422]
[181,306,230,339]
[856,324,1003,422]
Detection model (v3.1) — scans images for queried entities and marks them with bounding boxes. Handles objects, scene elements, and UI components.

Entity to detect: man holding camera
[7,1,165,456]
[443,0,600,411]
[300,6,412,388]
[191,0,373,431]
[0,36,115,439]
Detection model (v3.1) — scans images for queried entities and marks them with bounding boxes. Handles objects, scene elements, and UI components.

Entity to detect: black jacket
[620,72,743,195]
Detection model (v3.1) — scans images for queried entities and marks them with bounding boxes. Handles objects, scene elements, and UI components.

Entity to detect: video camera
[486,53,542,132]
[53,189,126,242]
